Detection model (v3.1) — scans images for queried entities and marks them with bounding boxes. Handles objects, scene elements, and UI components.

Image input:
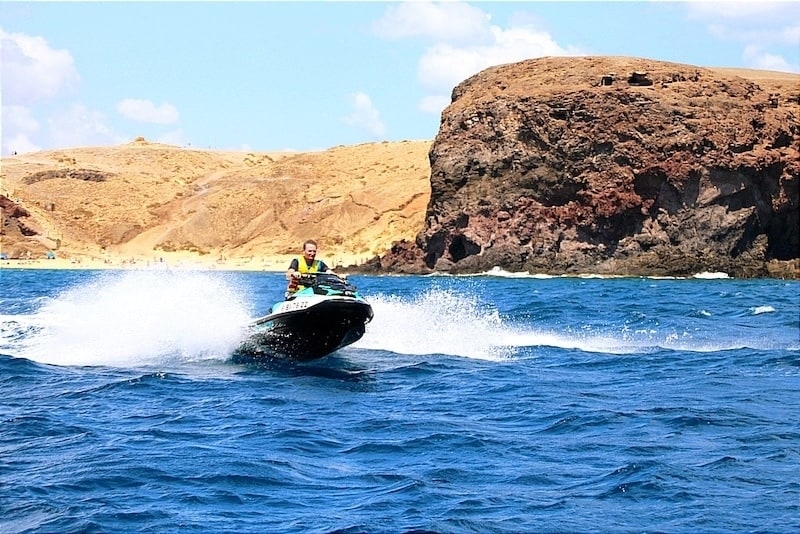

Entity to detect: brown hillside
[2,60,796,274]
[1,138,431,269]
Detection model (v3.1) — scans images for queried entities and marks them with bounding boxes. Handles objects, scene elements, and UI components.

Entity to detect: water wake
[357,289,513,361]
[355,288,795,359]
[9,271,252,367]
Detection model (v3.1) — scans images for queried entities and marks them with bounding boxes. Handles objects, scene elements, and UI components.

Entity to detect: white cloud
[3,133,40,156]
[419,25,577,93]
[343,92,386,138]
[373,3,584,116]
[2,106,39,134]
[118,98,179,124]
[1,105,41,154]
[413,22,582,116]
[742,45,795,73]
[47,104,125,149]
[685,1,800,72]
[0,29,80,153]
[0,28,79,106]
[0,30,178,152]
[371,0,492,44]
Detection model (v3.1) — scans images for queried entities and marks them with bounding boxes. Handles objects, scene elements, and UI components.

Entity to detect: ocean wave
[693,271,730,279]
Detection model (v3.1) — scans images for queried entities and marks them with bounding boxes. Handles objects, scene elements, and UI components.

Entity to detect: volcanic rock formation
[0,195,54,258]
[375,57,799,278]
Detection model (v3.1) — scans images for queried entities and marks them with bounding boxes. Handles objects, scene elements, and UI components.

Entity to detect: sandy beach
[0,251,370,273]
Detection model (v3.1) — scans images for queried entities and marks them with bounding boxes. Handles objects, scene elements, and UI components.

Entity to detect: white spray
[15,270,253,367]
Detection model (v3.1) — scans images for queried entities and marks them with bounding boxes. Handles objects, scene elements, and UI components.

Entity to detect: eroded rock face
[378,57,799,278]
[22,168,111,185]
[0,194,49,258]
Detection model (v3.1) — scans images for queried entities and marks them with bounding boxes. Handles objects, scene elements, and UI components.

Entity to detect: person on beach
[285,239,341,298]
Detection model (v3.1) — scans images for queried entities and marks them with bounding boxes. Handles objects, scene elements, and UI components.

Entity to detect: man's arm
[320,261,346,279]
[286,258,300,280]
[320,261,336,276]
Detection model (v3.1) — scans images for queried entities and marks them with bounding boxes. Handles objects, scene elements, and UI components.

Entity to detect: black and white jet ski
[236,273,374,361]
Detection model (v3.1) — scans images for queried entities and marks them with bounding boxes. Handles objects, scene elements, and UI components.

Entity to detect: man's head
[302,240,318,262]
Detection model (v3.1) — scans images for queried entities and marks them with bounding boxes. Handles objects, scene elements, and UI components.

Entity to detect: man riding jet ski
[236,240,373,361]
[285,239,341,299]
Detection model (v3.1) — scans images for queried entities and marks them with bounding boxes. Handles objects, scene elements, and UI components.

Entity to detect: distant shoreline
[0,257,752,281]
[4,256,796,280]
[0,252,368,273]
[0,258,282,272]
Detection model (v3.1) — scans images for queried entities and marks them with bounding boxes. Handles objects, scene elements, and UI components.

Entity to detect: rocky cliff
[3,57,798,278]
[375,57,799,278]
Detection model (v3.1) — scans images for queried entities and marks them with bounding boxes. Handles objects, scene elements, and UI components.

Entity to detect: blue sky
[2,1,798,155]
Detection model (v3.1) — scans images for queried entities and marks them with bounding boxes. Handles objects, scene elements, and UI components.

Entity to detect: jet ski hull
[238,297,374,361]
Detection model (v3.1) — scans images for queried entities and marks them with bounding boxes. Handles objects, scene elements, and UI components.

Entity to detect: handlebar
[294,272,348,283]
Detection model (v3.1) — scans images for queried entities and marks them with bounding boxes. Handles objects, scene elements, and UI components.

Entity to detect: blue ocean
[1,268,798,533]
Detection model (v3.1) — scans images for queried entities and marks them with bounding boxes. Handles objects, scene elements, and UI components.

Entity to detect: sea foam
[17,270,252,367]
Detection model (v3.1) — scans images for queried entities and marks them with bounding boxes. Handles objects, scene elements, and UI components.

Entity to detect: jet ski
[236,272,374,361]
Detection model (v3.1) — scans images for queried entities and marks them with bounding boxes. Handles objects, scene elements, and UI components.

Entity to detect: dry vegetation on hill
[1,138,431,270]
